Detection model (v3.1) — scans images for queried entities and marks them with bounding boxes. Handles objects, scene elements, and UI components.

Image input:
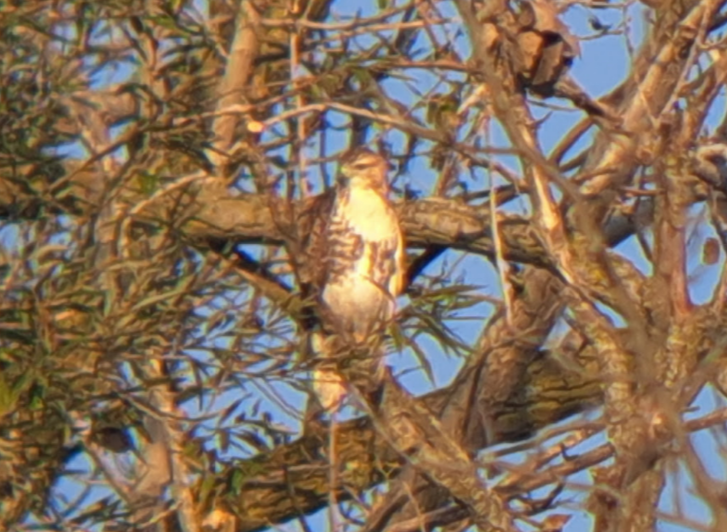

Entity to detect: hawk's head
[338,148,390,193]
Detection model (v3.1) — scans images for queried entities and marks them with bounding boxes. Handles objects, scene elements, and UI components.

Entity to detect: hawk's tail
[310,331,386,411]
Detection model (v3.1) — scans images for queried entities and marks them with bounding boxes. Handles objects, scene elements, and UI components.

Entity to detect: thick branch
[220,347,601,532]
[0,168,562,271]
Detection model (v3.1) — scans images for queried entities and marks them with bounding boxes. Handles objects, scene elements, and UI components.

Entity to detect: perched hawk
[296,148,405,410]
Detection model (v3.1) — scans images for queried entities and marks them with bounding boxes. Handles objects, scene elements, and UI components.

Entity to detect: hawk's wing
[293,189,336,300]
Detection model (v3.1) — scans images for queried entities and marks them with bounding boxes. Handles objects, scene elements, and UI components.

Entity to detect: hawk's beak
[339,161,361,181]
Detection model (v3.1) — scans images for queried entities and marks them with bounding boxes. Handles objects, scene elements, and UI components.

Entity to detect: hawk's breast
[321,185,404,341]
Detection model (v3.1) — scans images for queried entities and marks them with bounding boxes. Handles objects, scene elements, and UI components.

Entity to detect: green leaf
[404,334,435,385]
[137,171,159,195]
[198,472,217,507]
[0,373,16,417]
[230,468,245,496]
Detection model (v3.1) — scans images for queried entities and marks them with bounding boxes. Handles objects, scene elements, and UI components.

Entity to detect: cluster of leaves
[4,0,727,531]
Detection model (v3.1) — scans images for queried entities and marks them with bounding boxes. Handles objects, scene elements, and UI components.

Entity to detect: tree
[2,0,727,531]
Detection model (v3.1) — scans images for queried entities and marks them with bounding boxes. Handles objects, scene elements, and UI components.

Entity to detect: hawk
[296,148,405,410]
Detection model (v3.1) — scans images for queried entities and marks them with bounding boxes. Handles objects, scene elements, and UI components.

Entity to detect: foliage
[2,0,727,531]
